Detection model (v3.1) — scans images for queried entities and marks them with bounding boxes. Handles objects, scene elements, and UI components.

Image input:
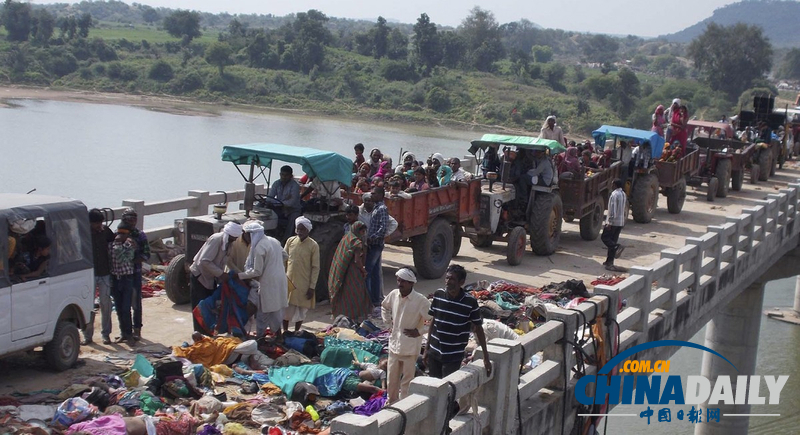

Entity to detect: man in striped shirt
[424,264,492,378]
[602,179,626,271]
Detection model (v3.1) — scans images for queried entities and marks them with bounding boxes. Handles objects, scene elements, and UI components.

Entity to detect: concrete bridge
[109,179,800,435]
[330,180,800,435]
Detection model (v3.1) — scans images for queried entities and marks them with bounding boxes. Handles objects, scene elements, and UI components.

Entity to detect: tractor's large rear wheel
[631,174,659,223]
[579,201,603,241]
[715,159,731,198]
[529,193,562,255]
[666,177,687,214]
[506,226,527,266]
[731,170,744,191]
[165,254,190,305]
[413,218,454,279]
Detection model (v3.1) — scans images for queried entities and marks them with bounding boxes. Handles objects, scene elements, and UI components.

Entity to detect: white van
[1,194,94,371]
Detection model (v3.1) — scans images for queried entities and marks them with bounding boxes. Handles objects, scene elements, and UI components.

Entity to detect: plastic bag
[52,397,94,429]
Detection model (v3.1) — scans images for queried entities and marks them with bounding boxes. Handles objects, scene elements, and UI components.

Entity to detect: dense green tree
[246,32,278,69]
[2,0,32,42]
[386,28,408,60]
[777,48,800,81]
[687,23,772,99]
[163,10,202,43]
[581,34,619,67]
[412,13,440,75]
[58,16,77,40]
[283,10,331,73]
[141,5,159,24]
[439,31,465,69]
[30,9,55,44]
[531,45,552,63]
[148,59,174,81]
[77,13,92,38]
[459,7,503,71]
[205,41,232,76]
[609,67,640,117]
[374,16,389,59]
[543,62,566,91]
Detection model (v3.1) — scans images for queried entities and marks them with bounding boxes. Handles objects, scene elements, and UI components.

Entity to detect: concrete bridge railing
[331,181,800,435]
[102,186,266,241]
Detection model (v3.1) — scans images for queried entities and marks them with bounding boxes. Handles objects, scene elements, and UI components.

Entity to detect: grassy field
[92,22,219,43]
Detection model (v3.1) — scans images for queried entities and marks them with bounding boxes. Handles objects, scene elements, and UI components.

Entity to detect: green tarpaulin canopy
[221,143,353,186]
[469,134,566,155]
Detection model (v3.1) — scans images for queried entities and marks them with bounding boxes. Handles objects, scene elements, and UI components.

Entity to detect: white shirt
[606,188,627,227]
[451,168,471,182]
[238,236,289,313]
[381,289,431,356]
[482,319,519,342]
[539,125,565,145]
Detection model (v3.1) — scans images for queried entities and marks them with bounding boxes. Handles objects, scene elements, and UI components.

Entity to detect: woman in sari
[328,221,372,323]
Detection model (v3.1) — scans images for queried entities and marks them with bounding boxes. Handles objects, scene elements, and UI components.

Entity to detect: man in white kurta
[381,268,431,404]
[238,222,288,338]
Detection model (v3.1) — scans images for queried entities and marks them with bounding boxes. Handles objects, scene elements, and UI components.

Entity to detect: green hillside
[664,0,800,47]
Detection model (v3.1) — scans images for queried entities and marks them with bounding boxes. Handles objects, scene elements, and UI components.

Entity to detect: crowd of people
[351,144,473,197]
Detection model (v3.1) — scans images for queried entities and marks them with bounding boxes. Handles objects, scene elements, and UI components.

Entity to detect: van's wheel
[165,254,190,305]
[666,177,687,214]
[506,226,527,266]
[579,201,603,241]
[452,224,463,257]
[470,234,493,248]
[44,321,80,372]
[707,177,719,202]
[731,170,744,191]
[758,149,770,181]
[310,223,345,301]
[413,218,454,279]
[631,174,658,223]
[715,159,731,198]
[529,193,562,255]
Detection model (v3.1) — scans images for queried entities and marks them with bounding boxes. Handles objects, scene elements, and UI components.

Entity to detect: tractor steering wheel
[254,194,284,208]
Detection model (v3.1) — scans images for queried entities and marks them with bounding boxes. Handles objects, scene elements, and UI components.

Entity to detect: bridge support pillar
[695,281,765,435]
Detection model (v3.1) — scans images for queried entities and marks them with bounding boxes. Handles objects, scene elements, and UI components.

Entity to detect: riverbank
[0,84,538,137]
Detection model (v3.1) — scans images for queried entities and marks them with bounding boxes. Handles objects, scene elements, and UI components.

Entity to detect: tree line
[0,0,793,135]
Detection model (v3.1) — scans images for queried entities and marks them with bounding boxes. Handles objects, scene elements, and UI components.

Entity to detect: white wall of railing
[330,180,800,435]
[104,186,266,241]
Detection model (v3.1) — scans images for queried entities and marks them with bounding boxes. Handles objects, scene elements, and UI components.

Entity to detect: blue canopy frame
[592,125,664,159]
[221,143,353,187]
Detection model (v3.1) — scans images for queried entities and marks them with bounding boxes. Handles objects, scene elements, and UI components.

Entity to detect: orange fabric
[172,336,241,367]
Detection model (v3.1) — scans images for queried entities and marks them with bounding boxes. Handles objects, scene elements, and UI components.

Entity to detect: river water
[1,99,798,434]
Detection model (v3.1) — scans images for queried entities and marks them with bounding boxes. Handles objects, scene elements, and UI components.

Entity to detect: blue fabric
[192,272,250,337]
[268,364,340,398]
[592,125,665,158]
[313,368,355,396]
[221,144,353,187]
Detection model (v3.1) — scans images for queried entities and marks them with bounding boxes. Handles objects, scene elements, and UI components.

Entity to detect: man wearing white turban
[539,115,566,146]
[238,221,288,337]
[283,215,320,332]
[189,221,243,331]
[381,268,431,404]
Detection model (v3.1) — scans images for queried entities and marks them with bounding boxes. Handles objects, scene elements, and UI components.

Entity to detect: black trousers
[190,273,215,332]
[427,356,462,379]
[601,225,623,265]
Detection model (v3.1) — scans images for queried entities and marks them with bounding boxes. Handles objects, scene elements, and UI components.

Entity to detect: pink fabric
[66,414,126,435]
[560,147,581,174]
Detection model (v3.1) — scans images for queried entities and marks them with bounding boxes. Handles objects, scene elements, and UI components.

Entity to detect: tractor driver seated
[268,165,302,241]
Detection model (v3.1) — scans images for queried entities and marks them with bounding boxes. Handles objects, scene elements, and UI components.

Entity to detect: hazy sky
[32,0,742,37]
